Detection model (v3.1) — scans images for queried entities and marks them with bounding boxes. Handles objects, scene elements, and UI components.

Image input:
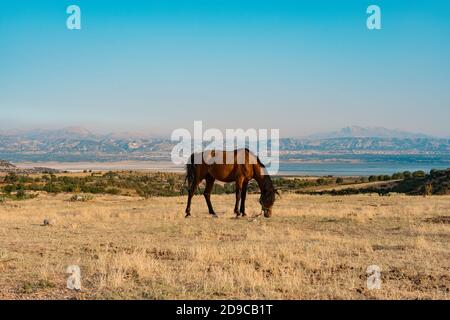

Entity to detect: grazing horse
[184,148,277,218]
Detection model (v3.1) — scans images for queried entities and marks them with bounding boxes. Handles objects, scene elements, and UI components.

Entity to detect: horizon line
[0,125,448,139]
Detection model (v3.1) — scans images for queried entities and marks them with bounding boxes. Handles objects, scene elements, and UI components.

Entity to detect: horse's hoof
[241,213,247,217]
[185,214,191,218]
[211,214,218,218]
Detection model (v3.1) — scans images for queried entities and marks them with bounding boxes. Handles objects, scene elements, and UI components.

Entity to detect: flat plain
[0,192,448,299]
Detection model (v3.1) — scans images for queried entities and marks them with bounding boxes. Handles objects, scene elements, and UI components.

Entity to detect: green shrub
[3,184,16,194]
[43,182,61,193]
[412,170,426,178]
[4,172,18,183]
[403,171,412,179]
[106,187,121,195]
[16,189,26,199]
[391,172,404,180]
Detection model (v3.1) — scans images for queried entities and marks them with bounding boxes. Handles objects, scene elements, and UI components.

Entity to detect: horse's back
[203,149,256,182]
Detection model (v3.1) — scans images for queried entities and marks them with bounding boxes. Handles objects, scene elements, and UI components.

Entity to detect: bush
[317,178,333,185]
[43,182,61,193]
[3,184,16,194]
[106,187,121,195]
[4,172,18,183]
[224,183,235,194]
[391,172,404,180]
[69,194,93,202]
[136,186,152,199]
[16,189,26,199]
[412,170,426,178]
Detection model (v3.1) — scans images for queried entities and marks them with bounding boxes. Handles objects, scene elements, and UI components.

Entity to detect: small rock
[42,219,53,226]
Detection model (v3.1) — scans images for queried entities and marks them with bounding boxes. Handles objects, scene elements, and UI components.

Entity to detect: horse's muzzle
[262,209,272,218]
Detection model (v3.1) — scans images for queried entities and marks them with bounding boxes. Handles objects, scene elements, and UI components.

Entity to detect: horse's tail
[184,153,196,191]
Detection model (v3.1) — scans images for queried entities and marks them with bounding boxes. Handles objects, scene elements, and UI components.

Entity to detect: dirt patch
[385,267,450,293]
[147,248,192,261]
[425,216,450,224]
[372,244,406,251]
[218,233,247,241]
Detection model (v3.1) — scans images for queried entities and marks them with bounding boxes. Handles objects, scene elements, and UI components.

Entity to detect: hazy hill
[0,127,448,162]
[0,160,16,170]
[0,128,172,162]
[305,126,432,139]
[279,137,450,153]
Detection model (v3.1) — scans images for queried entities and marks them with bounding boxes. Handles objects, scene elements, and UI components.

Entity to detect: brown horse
[185,148,277,218]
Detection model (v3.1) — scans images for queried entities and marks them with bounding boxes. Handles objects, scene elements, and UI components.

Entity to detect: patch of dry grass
[0,193,448,299]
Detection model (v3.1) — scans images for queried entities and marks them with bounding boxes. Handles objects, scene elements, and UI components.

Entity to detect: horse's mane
[243,148,266,168]
[256,156,266,168]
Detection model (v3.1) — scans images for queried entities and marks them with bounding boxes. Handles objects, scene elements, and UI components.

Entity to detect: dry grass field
[0,192,449,299]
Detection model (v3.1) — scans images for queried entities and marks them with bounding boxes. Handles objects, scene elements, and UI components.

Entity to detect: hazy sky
[1,0,449,137]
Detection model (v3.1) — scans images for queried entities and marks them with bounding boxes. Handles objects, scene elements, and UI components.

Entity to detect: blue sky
[0,0,449,137]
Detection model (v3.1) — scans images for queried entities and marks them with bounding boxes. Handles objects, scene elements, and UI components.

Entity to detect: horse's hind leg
[239,181,248,217]
[204,175,217,217]
[234,177,244,217]
[185,180,200,218]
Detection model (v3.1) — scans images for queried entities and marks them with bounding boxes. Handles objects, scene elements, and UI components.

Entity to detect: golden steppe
[0,192,448,299]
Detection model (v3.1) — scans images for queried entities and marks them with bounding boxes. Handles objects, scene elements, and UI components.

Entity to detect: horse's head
[259,176,279,218]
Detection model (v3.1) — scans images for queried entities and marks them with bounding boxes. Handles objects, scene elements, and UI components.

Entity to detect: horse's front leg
[239,181,248,217]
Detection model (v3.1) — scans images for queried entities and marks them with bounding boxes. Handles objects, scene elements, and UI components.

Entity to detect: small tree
[393,172,405,180]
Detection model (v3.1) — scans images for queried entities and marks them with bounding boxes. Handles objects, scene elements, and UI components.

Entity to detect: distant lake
[16,154,450,177]
[278,155,450,176]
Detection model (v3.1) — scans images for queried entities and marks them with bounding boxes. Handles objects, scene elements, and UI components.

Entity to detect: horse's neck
[255,173,271,192]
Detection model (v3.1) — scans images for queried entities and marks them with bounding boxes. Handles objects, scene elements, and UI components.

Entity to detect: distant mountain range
[0,126,448,163]
[0,127,172,162]
[304,126,433,139]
